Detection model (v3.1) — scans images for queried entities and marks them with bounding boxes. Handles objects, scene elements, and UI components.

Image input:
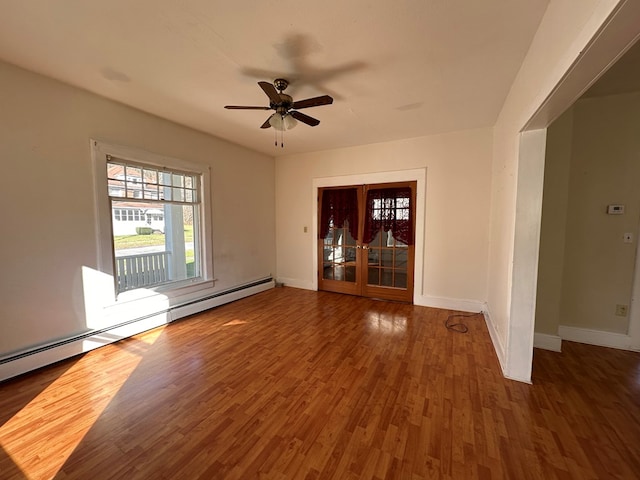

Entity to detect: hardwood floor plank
[1,288,639,479]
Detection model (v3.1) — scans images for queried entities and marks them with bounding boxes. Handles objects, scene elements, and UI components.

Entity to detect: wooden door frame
[312,168,426,303]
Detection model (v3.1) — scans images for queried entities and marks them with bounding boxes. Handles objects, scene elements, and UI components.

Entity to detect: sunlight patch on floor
[366,311,407,335]
[0,326,165,479]
[223,319,248,326]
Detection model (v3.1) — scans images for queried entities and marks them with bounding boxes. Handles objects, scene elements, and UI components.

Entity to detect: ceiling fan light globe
[284,114,297,130]
[269,113,297,131]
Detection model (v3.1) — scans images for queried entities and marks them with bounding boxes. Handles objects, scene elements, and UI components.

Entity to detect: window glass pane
[143,169,157,184]
[110,165,198,204]
[126,166,141,182]
[109,167,201,293]
[172,174,184,187]
[182,204,198,279]
[112,200,201,292]
[159,172,172,186]
[108,179,125,197]
[173,187,185,202]
[107,162,124,179]
[143,184,158,200]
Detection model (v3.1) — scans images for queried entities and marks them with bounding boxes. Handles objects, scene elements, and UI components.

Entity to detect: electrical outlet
[615,304,628,317]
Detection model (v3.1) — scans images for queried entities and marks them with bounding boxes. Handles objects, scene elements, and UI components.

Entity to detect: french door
[318,181,416,303]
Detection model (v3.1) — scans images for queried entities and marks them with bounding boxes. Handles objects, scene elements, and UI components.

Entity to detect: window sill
[114,278,216,305]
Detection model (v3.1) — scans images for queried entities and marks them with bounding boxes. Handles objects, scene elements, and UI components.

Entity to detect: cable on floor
[445,312,483,334]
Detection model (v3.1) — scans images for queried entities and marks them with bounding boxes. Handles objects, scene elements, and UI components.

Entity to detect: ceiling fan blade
[291,110,320,127]
[292,95,334,110]
[260,116,272,129]
[225,105,271,110]
[258,81,281,104]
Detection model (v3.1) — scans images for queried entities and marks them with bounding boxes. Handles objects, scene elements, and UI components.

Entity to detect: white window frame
[91,139,214,304]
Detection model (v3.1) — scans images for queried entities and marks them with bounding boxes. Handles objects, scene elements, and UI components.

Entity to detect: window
[92,140,212,298]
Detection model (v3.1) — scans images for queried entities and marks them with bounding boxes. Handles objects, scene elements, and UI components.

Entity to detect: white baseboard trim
[414,295,485,313]
[558,325,635,351]
[170,281,273,319]
[534,332,562,352]
[0,280,274,383]
[276,277,315,291]
[482,308,507,375]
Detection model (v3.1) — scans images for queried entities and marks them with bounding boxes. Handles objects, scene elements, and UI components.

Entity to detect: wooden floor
[1,288,639,479]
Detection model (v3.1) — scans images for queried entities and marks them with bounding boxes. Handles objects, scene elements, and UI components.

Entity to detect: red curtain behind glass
[362,187,413,245]
[319,188,359,240]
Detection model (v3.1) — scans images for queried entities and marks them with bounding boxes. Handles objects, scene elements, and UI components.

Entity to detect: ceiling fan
[224,78,333,132]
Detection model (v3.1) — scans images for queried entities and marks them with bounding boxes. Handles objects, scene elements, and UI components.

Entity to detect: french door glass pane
[366,229,409,289]
[368,267,380,285]
[322,221,356,283]
[381,268,394,287]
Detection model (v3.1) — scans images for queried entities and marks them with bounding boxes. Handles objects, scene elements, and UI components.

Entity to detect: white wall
[0,60,275,358]
[275,128,493,310]
[487,0,624,381]
[562,93,640,334]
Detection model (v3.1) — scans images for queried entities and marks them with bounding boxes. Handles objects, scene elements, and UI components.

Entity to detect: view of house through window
[107,158,201,293]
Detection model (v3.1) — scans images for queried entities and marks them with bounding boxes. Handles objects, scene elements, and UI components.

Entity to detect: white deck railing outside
[115,251,171,292]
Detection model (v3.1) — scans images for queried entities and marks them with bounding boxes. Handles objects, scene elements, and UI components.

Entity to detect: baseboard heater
[0,277,274,382]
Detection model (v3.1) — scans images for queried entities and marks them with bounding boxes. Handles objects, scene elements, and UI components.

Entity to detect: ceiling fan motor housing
[274,78,289,92]
[274,93,293,114]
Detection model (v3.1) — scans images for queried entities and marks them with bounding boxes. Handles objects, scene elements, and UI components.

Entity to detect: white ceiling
[0,0,550,156]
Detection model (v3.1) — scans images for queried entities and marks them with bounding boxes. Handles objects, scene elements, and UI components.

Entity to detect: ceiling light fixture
[225,78,333,148]
[268,113,297,131]
[269,112,297,148]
